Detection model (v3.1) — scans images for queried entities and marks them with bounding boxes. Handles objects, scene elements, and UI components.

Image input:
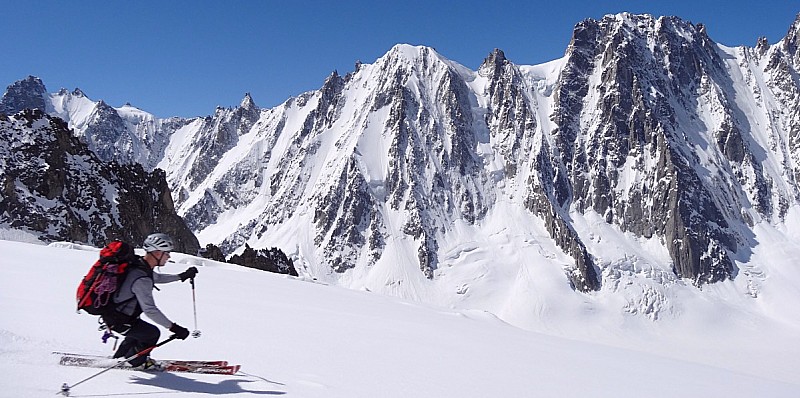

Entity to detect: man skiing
[103,233,198,369]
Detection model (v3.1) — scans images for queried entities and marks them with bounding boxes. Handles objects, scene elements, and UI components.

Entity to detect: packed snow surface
[0,238,798,397]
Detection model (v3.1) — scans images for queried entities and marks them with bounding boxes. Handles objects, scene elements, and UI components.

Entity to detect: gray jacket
[113,258,181,328]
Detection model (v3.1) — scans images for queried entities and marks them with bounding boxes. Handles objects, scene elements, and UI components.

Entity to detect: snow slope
[0,239,798,397]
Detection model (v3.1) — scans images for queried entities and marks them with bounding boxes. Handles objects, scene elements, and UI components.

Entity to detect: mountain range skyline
[4,11,800,301]
[2,2,797,118]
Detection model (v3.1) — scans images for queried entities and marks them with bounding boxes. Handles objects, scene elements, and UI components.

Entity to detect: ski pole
[190,277,201,338]
[58,335,177,396]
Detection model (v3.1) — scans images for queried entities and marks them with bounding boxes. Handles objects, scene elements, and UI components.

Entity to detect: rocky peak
[228,244,298,276]
[756,36,770,56]
[608,12,657,29]
[173,89,264,194]
[566,18,602,58]
[0,110,198,252]
[551,12,751,287]
[696,22,707,35]
[232,93,261,136]
[89,99,122,124]
[782,13,800,64]
[321,71,344,99]
[479,48,509,78]
[0,75,48,115]
[80,99,128,163]
[380,44,450,75]
[483,48,508,66]
[239,92,257,111]
[232,92,261,129]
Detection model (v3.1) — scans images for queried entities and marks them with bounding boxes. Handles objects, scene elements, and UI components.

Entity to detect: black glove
[179,266,198,282]
[170,323,190,340]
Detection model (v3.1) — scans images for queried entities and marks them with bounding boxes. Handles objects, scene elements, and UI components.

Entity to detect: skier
[102,233,198,369]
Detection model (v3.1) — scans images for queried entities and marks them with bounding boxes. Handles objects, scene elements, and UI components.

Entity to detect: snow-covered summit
[383,43,443,62]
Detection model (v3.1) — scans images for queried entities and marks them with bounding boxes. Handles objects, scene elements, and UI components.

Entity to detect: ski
[58,355,239,374]
[162,363,241,375]
[56,352,227,367]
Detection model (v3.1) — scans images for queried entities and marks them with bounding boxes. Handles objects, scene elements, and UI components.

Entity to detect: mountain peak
[604,12,655,23]
[594,13,703,38]
[479,48,511,77]
[385,44,442,63]
[19,75,44,88]
[325,70,341,81]
[597,12,662,31]
[485,48,508,65]
[566,12,706,58]
[756,36,770,55]
[791,12,800,34]
[782,12,800,59]
[0,75,48,115]
[389,43,424,55]
[240,92,257,110]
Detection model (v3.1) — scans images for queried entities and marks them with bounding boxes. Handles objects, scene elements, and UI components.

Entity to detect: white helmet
[143,233,175,252]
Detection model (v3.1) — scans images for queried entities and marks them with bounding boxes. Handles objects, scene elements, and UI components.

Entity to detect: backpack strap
[104,258,153,324]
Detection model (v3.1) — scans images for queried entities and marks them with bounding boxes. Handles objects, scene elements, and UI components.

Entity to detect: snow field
[1,239,798,397]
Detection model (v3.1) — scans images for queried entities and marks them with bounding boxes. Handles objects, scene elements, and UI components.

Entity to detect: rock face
[228,244,298,276]
[551,15,741,285]
[545,13,800,285]
[4,13,800,293]
[0,109,199,253]
[0,76,47,115]
[198,243,227,262]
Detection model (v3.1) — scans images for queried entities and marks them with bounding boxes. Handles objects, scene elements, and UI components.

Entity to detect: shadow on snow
[129,372,286,395]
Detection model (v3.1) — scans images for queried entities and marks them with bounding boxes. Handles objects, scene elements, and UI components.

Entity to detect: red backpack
[76,240,138,315]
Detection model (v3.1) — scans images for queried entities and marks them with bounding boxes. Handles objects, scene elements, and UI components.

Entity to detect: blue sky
[2,1,797,118]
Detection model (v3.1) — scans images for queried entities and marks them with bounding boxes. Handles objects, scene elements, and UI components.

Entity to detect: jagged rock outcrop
[198,243,226,262]
[228,244,298,276]
[0,75,47,115]
[0,109,199,253]
[82,100,129,161]
[550,14,742,284]
[184,96,261,193]
[543,13,800,284]
[313,156,385,272]
[767,15,800,191]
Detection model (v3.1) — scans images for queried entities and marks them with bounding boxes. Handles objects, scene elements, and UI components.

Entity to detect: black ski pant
[110,318,161,367]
